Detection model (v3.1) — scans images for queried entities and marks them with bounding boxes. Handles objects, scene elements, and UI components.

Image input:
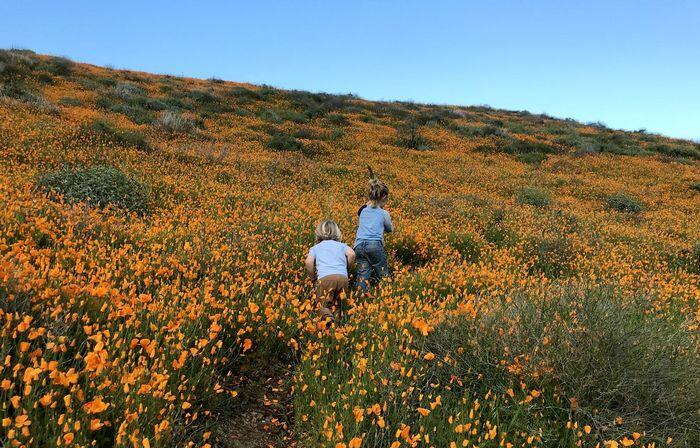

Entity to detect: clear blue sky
[2,1,698,140]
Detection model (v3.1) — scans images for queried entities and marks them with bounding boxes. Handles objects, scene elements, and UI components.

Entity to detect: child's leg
[333,276,350,319]
[365,241,389,283]
[354,243,372,293]
[317,275,349,321]
[316,279,335,321]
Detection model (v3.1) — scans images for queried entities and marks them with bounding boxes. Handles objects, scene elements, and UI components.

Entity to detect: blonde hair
[315,220,342,243]
[368,178,389,204]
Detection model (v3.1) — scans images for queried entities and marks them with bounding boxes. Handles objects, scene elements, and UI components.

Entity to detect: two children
[305,178,393,321]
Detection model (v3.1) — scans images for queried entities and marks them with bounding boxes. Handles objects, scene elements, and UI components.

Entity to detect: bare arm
[305,253,316,282]
[345,247,356,270]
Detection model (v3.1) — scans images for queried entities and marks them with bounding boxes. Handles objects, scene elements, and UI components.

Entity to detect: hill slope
[1,50,699,447]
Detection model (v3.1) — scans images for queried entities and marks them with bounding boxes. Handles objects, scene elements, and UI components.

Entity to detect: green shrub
[227,87,263,103]
[396,122,430,150]
[691,182,700,192]
[326,113,349,126]
[606,192,644,213]
[516,152,547,165]
[449,123,507,138]
[517,186,551,207]
[359,115,379,124]
[648,143,700,160]
[416,107,463,126]
[502,138,559,154]
[482,209,517,247]
[45,56,73,76]
[258,108,308,124]
[113,82,145,100]
[79,119,152,152]
[0,49,38,81]
[266,132,305,152]
[425,285,699,445]
[258,109,283,123]
[292,128,315,139]
[0,82,58,113]
[108,103,154,124]
[37,166,150,213]
[526,236,576,278]
[154,110,200,133]
[560,132,650,157]
[323,128,345,141]
[186,89,219,105]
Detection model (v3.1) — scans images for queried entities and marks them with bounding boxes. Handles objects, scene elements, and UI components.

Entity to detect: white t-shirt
[309,240,350,279]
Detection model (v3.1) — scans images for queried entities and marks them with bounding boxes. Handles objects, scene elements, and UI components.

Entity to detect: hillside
[1,49,699,448]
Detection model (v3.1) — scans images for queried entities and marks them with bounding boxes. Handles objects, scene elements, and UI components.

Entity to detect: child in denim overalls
[354,178,393,292]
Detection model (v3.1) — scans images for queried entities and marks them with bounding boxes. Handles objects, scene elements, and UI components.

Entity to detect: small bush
[37,166,150,213]
[0,49,38,81]
[502,138,559,154]
[79,119,152,152]
[292,128,315,140]
[227,87,263,102]
[154,110,199,133]
[449,123,506,138]
[606,192,644,213]
[396,122,430,150]
[0,82,58,113]
[691,182,700,192]
[648,143,700,160]
[186,89,217,104]
[45,56,73,76]
[258,109,283,123]
[425,285,699,445]
[326,113,349,126]
[108,103,154,125]
[516,152,547,165]
[482,209,517,247]
[266,132,305,152]
[113,82,145,100]
[517,186,551,207]
[526,236,577,278]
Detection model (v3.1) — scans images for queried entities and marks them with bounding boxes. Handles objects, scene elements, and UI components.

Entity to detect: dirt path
[217,360,295,448]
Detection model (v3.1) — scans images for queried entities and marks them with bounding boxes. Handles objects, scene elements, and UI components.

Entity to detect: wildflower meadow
[1,50,699,447]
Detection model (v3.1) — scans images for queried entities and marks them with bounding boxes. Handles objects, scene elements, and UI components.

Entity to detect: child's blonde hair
[315,220,342,243]
[368,178,389,203]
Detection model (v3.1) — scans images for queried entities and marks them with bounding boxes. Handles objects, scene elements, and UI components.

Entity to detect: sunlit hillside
[1,49,699,448]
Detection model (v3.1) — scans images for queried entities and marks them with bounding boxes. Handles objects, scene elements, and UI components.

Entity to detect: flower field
[1,50,699,447]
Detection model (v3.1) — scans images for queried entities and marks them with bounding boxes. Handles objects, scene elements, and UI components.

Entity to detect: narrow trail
[217,360,295,448]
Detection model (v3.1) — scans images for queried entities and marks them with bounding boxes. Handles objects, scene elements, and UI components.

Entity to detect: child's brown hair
[368,178,389,203]
[367,165,389,203]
